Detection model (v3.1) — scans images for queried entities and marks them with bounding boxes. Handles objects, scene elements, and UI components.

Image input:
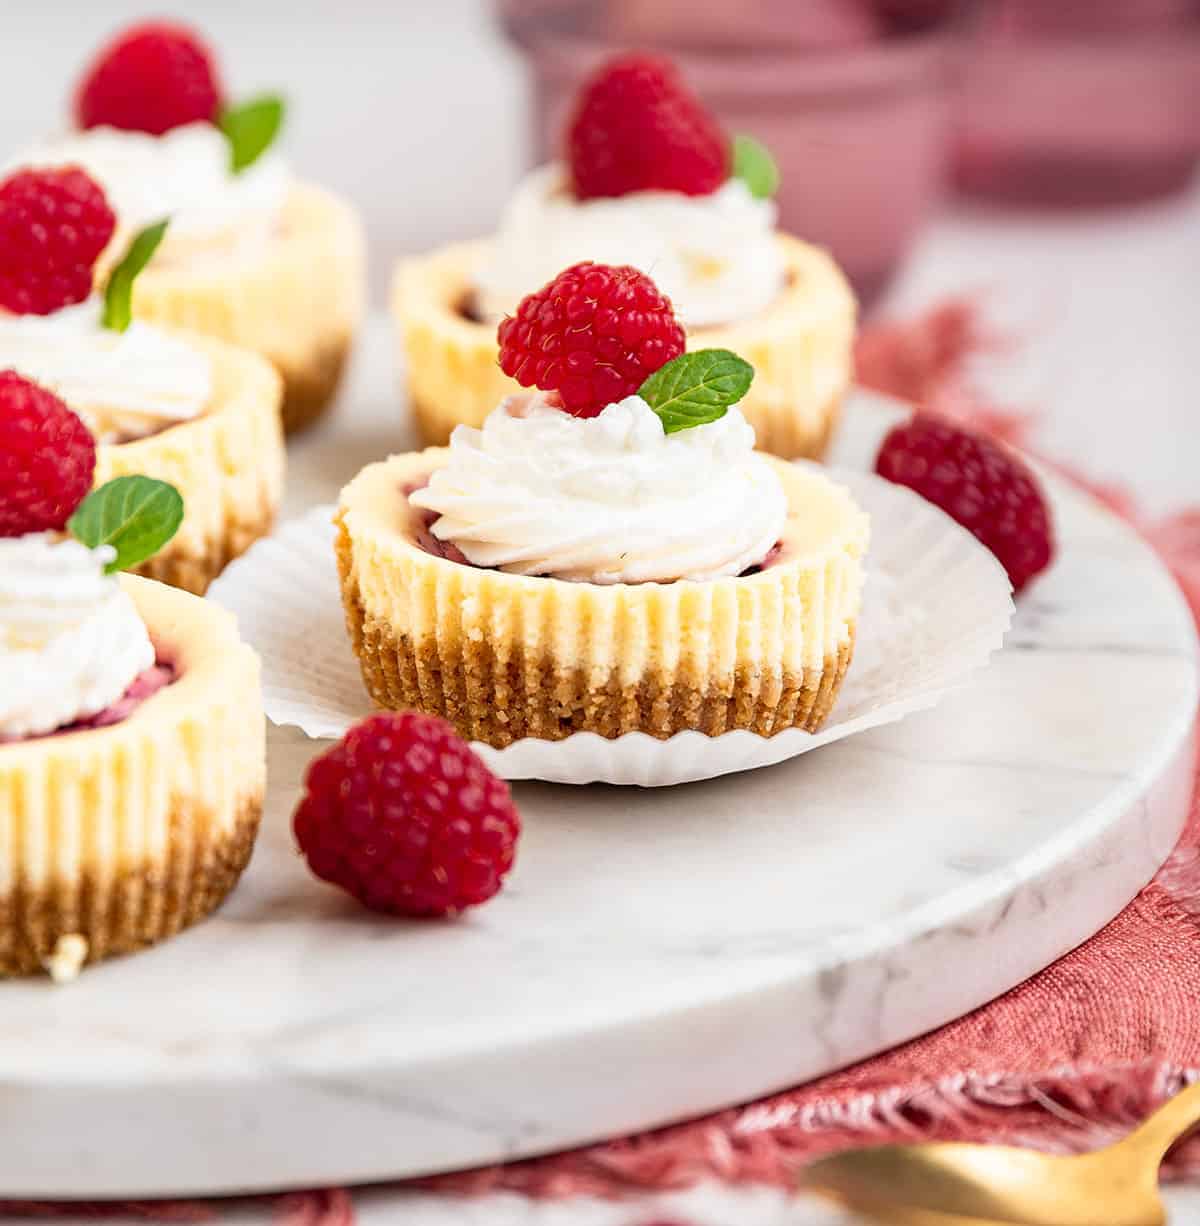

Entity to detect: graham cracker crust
[279,334,354,434]
[0,794,262,978]
[340,569,855,748]
[132,502,277,596]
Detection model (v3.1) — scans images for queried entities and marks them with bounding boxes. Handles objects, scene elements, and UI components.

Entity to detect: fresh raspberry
[0,371,97,537]
[876,414,1055,593]
[75,21,223,136]
[498,261,686,418]
[0,167,116,316]
[567,53,729,199]
[293,712,521,918]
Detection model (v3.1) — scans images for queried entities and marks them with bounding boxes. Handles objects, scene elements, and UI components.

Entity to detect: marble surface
[0,330,1195,1198]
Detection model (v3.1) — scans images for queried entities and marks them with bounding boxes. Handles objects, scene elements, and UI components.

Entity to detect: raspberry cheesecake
[0,382,264,976]
[0,165,283,594]
[341,264,867,748]
[395,53,855,458]
[9,20,365,433]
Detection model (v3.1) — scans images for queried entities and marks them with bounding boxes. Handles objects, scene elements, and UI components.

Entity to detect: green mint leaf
[68,476,184,574]
[637,349,755,434]
[732,134,780,200]
[220,94,286,173]
[102,219,169,333]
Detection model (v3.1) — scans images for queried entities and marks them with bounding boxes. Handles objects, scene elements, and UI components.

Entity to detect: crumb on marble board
[44,934,89,984]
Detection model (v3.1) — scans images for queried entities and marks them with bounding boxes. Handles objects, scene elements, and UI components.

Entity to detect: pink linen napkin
[5,303,1198,1221]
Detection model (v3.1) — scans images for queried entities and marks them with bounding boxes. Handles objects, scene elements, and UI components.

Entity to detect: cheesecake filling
[8,122,291,265]
[0,298,212,443]
[472,163,784,329]
[0,534,155,739]
[410,392,787,584]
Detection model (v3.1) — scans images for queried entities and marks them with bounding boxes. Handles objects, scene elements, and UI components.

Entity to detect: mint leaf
[732,134,779,200]
[637,350,755,434]
[102,219,169,333]
[68,477,184,574]
[220,95,285,173]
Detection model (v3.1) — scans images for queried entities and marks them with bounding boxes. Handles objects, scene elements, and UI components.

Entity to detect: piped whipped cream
[8,123,290,262]
[411,394,787,584]
[473,163,784,329]
[0,298,211,443]
[0,534,154,740]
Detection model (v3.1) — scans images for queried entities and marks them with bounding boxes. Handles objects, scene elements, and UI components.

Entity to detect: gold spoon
[801,1081,1200,1225]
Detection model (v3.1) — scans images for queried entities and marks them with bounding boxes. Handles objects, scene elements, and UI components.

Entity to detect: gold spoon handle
[1121,1080,1200,1163]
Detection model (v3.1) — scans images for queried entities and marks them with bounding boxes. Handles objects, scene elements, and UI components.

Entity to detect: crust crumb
[45,934,89,984]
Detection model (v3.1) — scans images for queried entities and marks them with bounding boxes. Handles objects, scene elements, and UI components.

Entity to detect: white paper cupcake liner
[209,468,1013,786]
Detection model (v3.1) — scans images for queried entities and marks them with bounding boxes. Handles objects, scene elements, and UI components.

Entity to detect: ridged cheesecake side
[336,452,867,747]
[393,234,856,459]
[0,577,265,977]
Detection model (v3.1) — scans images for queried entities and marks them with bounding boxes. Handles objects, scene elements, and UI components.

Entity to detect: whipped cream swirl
[0,299,212,444]
[473,163,784,329]
[0,535,155,740]
[8,123,290,262]
[411,394,787,584]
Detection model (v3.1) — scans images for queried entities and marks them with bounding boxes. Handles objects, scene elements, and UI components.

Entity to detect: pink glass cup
[954,0,1200,207]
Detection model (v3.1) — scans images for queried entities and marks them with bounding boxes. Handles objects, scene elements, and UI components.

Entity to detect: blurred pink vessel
[956,0,1200,206]
[499,0,957,307]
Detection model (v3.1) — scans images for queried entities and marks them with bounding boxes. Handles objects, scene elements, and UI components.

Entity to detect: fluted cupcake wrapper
[132,183,366,434]
[209,469,1013,787]
[392,234,856,458]
[95,335,284,595]
[0,579,266,976]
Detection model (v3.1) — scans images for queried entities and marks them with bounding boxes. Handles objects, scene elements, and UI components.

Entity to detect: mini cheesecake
[336,450,867,747]
[392,53,857,460]
[394,234,855,460]
[0,577,265,977]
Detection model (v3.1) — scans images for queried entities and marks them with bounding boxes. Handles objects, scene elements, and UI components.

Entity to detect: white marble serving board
[0,336,1195,1199]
